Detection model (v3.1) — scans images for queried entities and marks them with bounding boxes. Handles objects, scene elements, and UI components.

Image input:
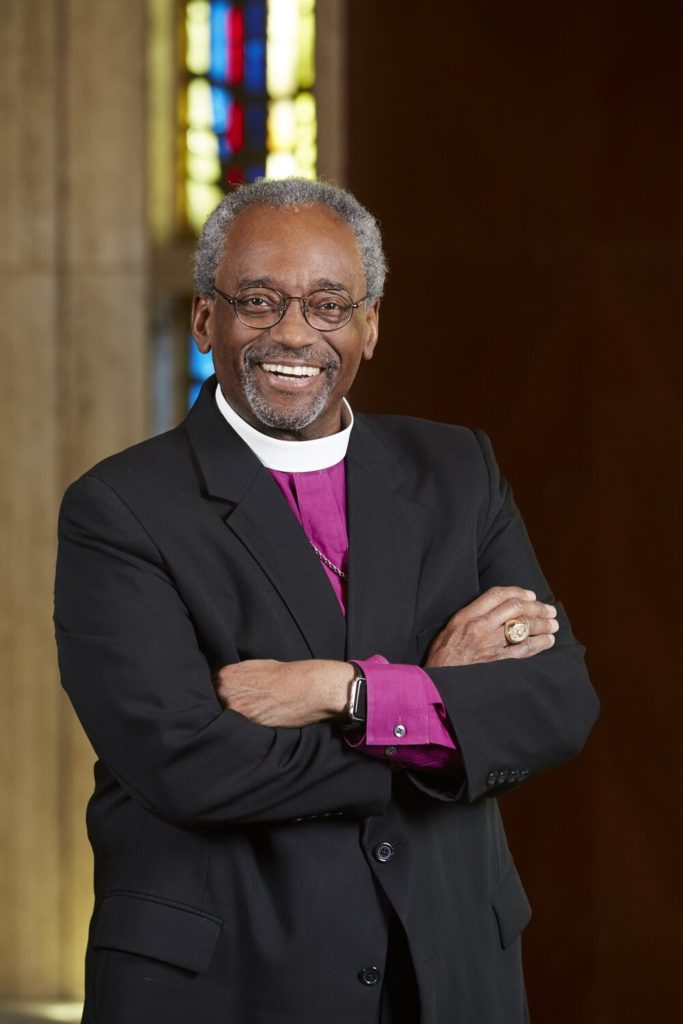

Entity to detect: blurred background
[1,1,681,1020]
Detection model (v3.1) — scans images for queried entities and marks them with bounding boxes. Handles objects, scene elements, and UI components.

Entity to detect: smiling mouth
[260,362,323,378]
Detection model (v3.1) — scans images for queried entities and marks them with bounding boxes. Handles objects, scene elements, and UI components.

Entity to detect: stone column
[0,0,149,999]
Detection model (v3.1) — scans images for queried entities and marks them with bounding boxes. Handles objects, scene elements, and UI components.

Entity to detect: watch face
[352,677,367,722]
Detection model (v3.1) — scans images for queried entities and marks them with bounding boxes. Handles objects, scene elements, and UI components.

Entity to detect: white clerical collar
[215,384,353,472]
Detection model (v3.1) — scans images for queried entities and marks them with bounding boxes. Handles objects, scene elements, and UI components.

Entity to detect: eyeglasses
[212,285,367,332]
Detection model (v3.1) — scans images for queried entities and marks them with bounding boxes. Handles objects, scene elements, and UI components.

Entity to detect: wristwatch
[346,662,367,725]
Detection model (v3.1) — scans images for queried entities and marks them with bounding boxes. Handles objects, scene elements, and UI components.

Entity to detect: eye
[308,291,353,314]
[236,288,281,312]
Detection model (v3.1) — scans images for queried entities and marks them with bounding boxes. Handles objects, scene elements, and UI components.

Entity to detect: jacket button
[486,771,497,787]
[393,724,407,738]
[496,769,509,784]
[384,745,397,757]
[373,842,395,863]
[358,966,381,986]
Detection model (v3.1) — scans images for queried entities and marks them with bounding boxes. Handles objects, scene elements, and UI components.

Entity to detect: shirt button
[384,745,397,757]
[373,842,395,863]
[393,724,407,738]
[358,966,381,986]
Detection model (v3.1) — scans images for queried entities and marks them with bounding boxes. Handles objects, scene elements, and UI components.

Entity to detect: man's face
[191,203,380,440]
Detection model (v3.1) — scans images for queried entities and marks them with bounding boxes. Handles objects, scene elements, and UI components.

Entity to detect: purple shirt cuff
[345,655,460,770]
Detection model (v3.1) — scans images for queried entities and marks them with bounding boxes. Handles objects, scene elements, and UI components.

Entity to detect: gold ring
[504,619,530,645]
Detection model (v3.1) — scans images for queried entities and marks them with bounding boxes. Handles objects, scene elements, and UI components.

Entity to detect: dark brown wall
[345,2,682,1021]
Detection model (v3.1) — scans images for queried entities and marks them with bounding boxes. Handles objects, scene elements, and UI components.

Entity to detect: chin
[245,383,334,434]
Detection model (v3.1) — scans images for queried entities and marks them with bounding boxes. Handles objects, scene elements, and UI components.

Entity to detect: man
[55,178,598,1024]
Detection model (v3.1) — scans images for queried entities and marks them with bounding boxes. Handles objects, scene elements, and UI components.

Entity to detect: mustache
[243,345,339,373]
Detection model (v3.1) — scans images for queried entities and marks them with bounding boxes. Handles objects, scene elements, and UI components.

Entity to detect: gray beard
[240,348,338,432]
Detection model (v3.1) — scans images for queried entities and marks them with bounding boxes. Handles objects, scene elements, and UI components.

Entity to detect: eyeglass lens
[234,287,355,330]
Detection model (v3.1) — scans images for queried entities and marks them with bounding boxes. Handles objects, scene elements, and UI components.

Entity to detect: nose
[267,296,319,345]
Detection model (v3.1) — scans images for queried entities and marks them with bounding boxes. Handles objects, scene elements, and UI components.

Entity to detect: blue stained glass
[244,0,266,38]
[218,136,234,161]
[188,339,215,381]
[211,85,230,133]
[245,102,266,150]
[244,39,266,95]
[245,161,265,182]
[210,1,230,82]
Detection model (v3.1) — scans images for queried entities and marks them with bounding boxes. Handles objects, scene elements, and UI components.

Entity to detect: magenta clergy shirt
[269,462,460,770]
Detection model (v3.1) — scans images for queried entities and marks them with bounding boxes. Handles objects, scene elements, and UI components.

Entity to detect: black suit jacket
[55,378,598,1024]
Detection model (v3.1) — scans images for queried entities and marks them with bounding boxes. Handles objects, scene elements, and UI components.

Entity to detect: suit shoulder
[63,424,193,502]
[357,412,489,463]
[354,413,499,505]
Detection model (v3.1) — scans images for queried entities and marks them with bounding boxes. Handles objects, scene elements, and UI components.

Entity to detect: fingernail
[525,590,536,599]
[546,604,557,615]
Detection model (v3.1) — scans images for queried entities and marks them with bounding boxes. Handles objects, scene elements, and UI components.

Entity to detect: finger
[523,616,560,637]
[498,633,556,660]
[482,598,556,628]
[466,586,537,617]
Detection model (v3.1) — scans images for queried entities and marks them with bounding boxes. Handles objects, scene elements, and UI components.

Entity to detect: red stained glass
[228,7,244,87]
[226,167,245,184]
[226,101,244,152]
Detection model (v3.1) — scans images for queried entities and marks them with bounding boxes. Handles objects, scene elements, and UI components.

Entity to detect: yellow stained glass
[187,79,214,129]
[267,0,299,99]
[186,151,222,185]
[295,93,316,175]
[186,1,211,76]
[187,127,219,158]
[268,99,297,152]
[265,152,299,178]
[297,0,315,89]
[295,91,315,126]
[186,181,223,233]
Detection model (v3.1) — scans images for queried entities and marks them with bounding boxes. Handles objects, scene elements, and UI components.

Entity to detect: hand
[212,659,355,728]
[425,586,558,668]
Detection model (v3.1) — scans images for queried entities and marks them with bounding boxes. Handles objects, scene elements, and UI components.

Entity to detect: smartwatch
[346,662,367,725]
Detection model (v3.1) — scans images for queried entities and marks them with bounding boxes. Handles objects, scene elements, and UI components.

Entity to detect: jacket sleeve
[54,474,391,830]
[419,430,599,803]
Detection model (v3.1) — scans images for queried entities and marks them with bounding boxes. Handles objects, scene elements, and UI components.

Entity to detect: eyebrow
[236,276,353,293]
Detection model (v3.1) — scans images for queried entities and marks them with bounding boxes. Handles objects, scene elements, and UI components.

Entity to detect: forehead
[218,203,365,288]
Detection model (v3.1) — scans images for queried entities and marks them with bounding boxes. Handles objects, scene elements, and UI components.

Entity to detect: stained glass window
[183,0,317,405]
[148,1,322,424]
[183,0,317,236]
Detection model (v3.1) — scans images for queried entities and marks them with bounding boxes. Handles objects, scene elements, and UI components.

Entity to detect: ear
[191,295,213,353]
[362,299,380,360]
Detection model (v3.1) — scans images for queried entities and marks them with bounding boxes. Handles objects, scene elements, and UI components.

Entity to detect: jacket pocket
[492,864,532,949]
[93,891,222,973]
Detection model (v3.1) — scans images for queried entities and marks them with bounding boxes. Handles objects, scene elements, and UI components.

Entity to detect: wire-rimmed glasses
[213,285,367,332]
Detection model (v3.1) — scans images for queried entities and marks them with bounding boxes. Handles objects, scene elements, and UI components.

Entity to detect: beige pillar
[0,0,63,997]
[0,0,148,1000]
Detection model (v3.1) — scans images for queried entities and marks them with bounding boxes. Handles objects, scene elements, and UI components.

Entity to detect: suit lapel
[225,475,347,658]
[345,418,432,661]
[185,379,346,660]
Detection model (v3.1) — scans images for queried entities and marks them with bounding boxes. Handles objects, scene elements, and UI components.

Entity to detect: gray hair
[192,178,387,302]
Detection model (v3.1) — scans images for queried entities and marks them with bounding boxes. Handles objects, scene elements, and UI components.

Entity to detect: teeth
[261,363,321,377]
